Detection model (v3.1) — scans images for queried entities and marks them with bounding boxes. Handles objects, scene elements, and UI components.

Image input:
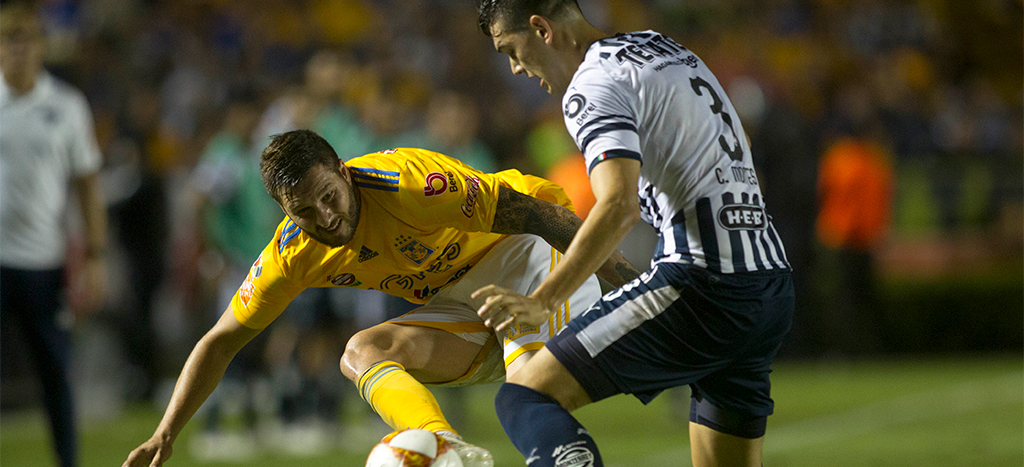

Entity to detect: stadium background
[0,0,1021,465]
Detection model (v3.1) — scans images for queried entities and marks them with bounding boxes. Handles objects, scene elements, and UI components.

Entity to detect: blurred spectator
[815,86,895,354]
[405,90,497,172]
[0,5,108,466]
[254,50,374,159]
[186,85,277,461]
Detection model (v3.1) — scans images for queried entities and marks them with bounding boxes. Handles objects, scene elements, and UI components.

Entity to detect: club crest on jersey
[423,172,448,196]
[329,273,362,287]
[394,235,435,265]
[717,204,767,230]
[461,176,481,217]
[358,246,379,263]
[504,323,539,342]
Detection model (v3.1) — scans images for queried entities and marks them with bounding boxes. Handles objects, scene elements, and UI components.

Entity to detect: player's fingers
[480,296,516,327]
[150,446,168,467]
[471,284,508,300]
[476,293,508,320]
[123,448,148,467]
[493,311,519,333]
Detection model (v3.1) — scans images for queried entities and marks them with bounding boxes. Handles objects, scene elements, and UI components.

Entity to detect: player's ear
[529,15,554,44]
[338,159,351,182]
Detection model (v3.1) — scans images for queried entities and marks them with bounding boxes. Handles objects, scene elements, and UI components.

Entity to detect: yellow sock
[357,361,456,435]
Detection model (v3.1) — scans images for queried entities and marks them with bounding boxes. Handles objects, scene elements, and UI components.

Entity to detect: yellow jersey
[231,148,575,329]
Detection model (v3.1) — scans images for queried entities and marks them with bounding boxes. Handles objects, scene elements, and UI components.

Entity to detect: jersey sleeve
[229,224,306,329]
[562,67,643,175]
[66,90,102,177]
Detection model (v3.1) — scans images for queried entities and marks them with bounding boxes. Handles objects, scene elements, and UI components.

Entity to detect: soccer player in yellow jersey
[123,130,641,467]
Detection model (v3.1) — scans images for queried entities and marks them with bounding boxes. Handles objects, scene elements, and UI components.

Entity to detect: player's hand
[472,285,553,333]
[123,437,172,467]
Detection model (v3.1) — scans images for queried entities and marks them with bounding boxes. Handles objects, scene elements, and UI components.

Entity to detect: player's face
[0,14,45,86]
[279,160,361,248]
[490,21,564,94]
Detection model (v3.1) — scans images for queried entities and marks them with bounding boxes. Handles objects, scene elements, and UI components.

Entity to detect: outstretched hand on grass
[473,285,553,333]
[123,437,172,467]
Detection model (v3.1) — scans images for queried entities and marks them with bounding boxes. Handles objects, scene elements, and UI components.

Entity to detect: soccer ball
[365,429,464,467]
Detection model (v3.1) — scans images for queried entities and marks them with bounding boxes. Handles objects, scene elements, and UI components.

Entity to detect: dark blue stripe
[747,230,767,271]
[581,122,638,154]
[352,172,399,184]
[766,223,791,269]
[576,114,636,140]
[351,167,400,177]
[587,149,642,174]
[671,209,690,260]
[757,228,776,271]
[279,227,301,253]
[695,198,720,272]
[723,193,747,272]
[355,182,399,192]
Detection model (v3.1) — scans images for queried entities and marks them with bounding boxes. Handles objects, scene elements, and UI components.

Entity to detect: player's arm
[73,172,109,312]
[476,158,641,331]
[491,184,641,288]
[123,308,261,467]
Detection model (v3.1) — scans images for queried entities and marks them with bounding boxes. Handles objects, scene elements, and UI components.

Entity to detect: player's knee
[342,326,405,379]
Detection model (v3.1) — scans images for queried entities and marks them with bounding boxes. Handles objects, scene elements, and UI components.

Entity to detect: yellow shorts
[387,234,602,387]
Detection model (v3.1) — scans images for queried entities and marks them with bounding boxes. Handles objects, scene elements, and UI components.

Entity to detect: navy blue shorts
[547,261,793,430]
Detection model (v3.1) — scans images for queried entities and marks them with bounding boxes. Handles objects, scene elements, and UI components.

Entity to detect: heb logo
[461,176,481,217]
[424,172,448,196]
[329,273,361,287]
[717,204,767,230]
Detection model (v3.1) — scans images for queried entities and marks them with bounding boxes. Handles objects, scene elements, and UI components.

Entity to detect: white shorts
[386,234,602,387]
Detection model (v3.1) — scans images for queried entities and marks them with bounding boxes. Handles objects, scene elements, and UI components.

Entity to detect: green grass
[2,355,1021,466]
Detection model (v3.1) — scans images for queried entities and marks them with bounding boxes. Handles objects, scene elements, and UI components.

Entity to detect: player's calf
[495,383,603,467]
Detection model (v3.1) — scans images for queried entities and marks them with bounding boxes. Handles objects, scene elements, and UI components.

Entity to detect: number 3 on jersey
[690,77,744,162]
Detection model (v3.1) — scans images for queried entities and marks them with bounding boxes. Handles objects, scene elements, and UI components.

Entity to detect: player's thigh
[689,422,763,467]
[343,322,483,384]
[506,346,592,412]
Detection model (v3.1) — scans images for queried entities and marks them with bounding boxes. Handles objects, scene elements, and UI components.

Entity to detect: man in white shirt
[474,1,794,466]
[0,6,108,467]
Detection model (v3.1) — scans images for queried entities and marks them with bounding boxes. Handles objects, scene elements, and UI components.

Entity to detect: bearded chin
[311,196,360,248]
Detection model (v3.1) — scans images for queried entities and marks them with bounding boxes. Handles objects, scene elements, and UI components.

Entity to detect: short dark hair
[477,0,580,37]
[260,130,340,201]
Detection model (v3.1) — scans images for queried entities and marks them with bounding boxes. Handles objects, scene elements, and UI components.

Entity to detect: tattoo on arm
[493,186,643,287]
[492,186,579,252]
[616,261,640,283]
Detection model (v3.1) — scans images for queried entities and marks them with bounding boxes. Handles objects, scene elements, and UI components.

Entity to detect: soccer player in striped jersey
[123,130,641,467]
[474,1,795,466]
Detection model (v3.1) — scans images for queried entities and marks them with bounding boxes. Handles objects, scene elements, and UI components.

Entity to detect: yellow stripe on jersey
[504,342,546,368]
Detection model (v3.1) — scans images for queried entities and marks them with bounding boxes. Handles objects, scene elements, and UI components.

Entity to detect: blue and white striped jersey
[563,31,790,273]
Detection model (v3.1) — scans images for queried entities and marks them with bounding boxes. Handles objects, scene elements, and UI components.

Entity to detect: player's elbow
[601,196,641,230]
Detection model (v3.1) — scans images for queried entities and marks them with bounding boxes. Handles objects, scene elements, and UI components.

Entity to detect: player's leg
[687,270,795,467]
[689,423,763,467]
[1,267,77,467]
[341,322,484,432]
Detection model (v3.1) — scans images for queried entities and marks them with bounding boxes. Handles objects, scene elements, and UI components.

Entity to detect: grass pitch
[2,355,1021,466]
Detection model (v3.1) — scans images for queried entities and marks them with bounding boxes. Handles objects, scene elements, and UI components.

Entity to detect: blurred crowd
[1,0,1021,462]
